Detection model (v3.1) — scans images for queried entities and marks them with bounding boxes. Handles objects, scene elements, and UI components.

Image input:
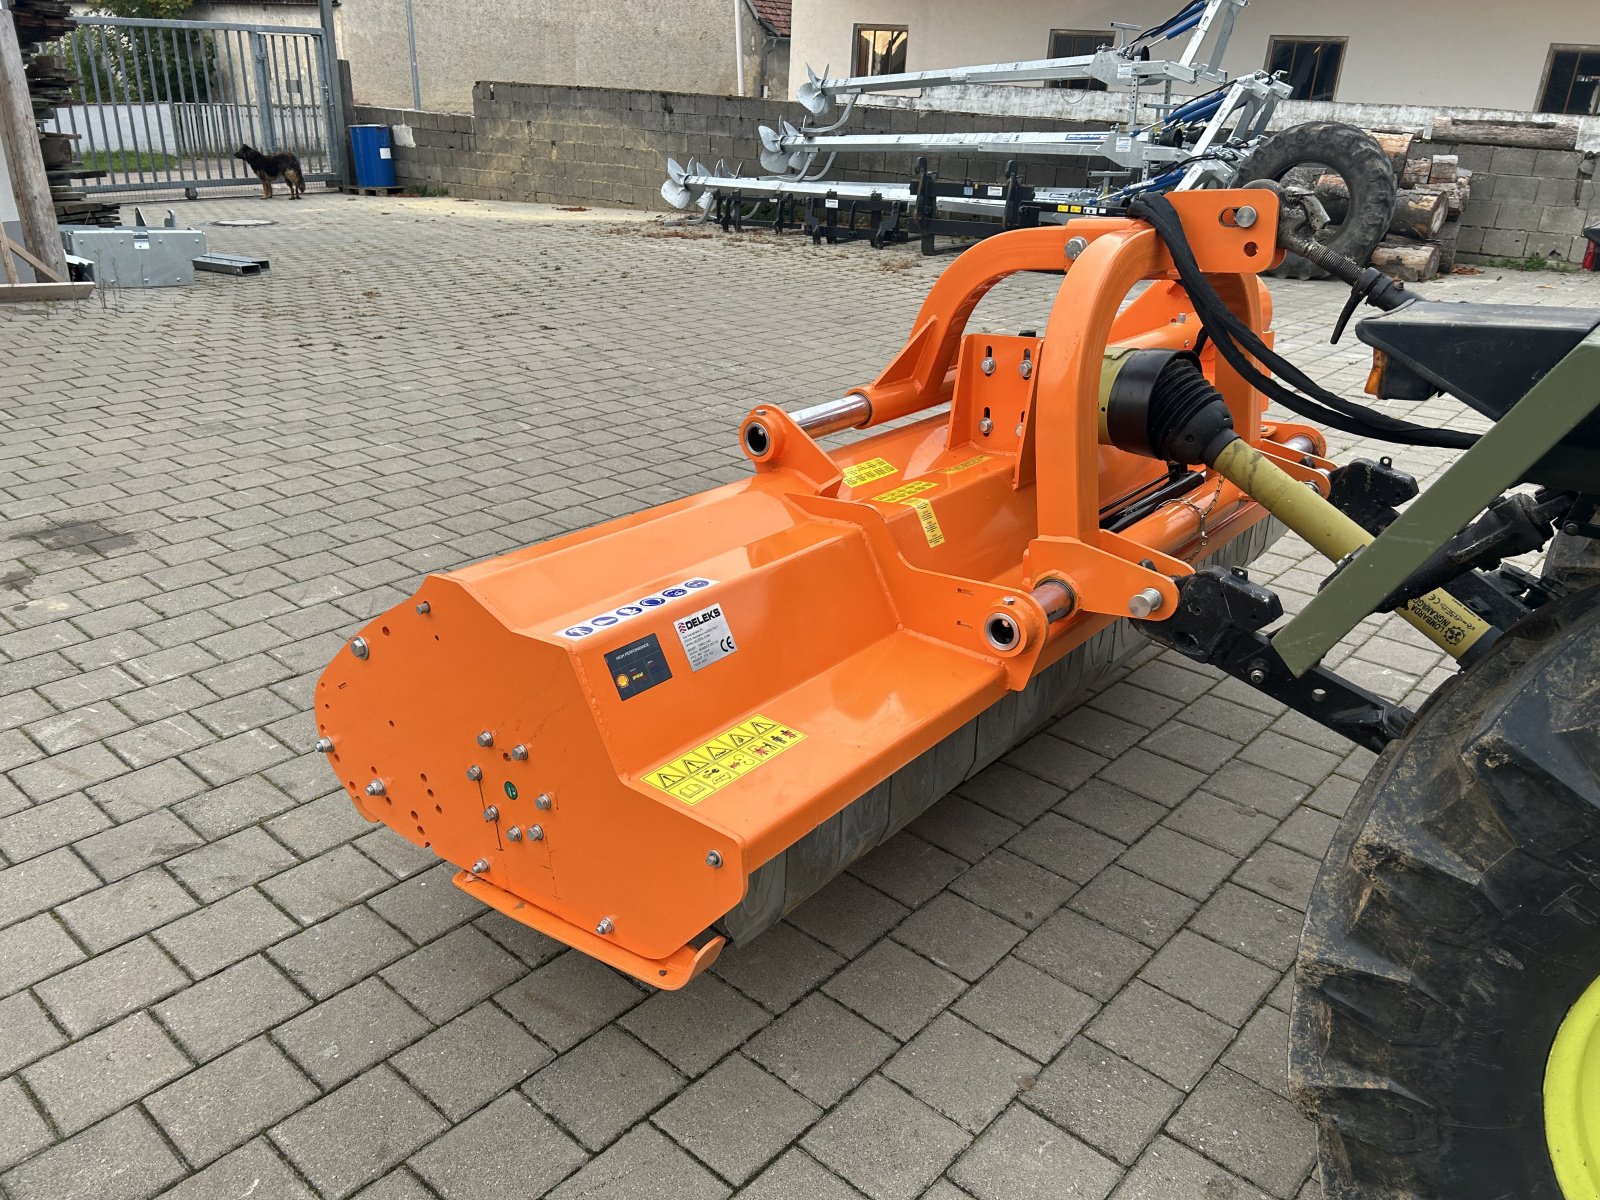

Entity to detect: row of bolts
[322,712,727,939]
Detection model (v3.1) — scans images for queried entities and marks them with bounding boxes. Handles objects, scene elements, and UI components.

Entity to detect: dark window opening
[1266,37,1345,102]
[1047,30,1112,91]
[1539,46,1600,115]
[853,26,908,77]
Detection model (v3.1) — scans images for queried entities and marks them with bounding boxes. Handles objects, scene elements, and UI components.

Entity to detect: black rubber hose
[1128,193,1480,452]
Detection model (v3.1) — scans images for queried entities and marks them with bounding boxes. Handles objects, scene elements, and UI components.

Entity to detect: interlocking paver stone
[392,1000,552,1119]
[823,939,965,1042]
[802,1077,970,1200]
[32,936,188,1037]
[881,1013,1033,1133]
[159,1138,318,1200]
[6,193,1584,1199]
[525,1025,683,1152]
[1023,1038,1182,1167]
[271,1066,448,1200]
[410,1092,586,1200]
[275,976,429,1089]
[145,1037,319,1166]
[653,1053,821,1184]
[0,1108,184,1200]
[949,1104,1122,1200]
[23,1013,190,1135]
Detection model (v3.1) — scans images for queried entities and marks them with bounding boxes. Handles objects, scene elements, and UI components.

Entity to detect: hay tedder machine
[317,185,1600,1198]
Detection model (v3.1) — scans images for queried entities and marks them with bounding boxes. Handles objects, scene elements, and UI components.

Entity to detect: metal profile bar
[180,25,208,181]
[75,14,323,36]
[1273,331,1600,675]
[134,27,166,182]
[175,27,202,183]
[106,21,140,187]
[795,0,1239,114]
[81,27,117,187]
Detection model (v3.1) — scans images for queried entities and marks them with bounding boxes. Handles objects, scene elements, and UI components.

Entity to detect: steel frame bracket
[1273,330,1600,675]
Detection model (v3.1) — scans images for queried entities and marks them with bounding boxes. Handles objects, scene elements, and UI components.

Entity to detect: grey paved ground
[3,189,1599,1200]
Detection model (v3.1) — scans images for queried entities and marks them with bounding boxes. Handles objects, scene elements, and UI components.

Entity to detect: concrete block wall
[354,87,1600,266]
[351,107,477,189]
[356,84,1112,212]
[1421,140,1597,265]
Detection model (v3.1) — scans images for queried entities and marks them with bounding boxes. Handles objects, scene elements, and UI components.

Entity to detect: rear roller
[1291,579,1600,1199]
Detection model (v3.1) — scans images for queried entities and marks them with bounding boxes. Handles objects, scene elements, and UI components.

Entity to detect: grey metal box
[59,226,208,288]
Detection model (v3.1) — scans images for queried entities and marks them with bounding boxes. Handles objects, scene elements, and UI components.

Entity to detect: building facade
[789,0,1599,116]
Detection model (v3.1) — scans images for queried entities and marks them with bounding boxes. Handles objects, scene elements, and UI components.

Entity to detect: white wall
[789,0,1599,112]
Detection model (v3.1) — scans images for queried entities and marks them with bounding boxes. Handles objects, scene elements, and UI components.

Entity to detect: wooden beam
[0,0,68,282]
[0,280,94,302]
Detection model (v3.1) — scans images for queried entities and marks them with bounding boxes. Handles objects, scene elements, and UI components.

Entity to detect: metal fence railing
[41,14,336,198]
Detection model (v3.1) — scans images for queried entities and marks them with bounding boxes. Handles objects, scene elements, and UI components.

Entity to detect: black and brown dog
[235,144,304,199]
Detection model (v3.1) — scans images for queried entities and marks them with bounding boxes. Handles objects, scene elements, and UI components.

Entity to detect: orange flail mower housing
[316,191,1327,988]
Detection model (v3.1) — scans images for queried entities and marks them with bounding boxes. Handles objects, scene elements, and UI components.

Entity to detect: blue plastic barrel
[349,124,398,188]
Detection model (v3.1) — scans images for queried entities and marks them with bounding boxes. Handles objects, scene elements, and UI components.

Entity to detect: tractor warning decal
[643,715,807,805]
[936,454,990,474]
[841,457,897,488]
[871,481,946,548]
[552,578,720,640]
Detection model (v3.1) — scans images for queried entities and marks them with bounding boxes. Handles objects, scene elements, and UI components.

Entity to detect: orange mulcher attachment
[315,190,1329,989]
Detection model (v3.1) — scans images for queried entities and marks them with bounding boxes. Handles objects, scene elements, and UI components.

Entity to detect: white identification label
[1117,63,1135,79]
[1116,135,1134,154]
[379,146,393,159]
[675,602,736,672]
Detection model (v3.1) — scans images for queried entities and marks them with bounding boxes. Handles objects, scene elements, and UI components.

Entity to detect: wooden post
[0,0,67,281]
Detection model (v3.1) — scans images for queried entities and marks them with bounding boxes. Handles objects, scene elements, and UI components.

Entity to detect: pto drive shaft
[1100,349,1493,661]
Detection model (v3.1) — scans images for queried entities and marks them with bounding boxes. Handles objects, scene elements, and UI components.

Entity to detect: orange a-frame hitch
[315,190,1329,988]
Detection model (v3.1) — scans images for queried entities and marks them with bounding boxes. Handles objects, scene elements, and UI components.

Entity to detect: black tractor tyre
[1237,122,1396,281]
[1290,577,1600,1199]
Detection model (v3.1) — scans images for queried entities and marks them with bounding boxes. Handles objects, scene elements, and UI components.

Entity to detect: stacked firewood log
[1315,131,1468,282]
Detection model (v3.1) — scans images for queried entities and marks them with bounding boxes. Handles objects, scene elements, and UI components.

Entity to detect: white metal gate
[41,14,338,197]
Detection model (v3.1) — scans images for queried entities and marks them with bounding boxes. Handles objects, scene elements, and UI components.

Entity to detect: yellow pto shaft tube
[1211,439,1492,660]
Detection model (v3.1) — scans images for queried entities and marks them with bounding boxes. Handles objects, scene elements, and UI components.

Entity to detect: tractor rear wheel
[1290,577,1600,1199]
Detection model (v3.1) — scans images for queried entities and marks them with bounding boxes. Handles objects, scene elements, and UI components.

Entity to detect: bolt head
[534,793,552,810]
[471,858,489,875]
[527,824,545,841]
[349,636,369,659]
[980,356,996,376]
[467,765,483,781]
[1065,236,1088,260]
[477,731,494,748]
[1247,667,1268,685]
[415,600,431,614]
[1234,204,1258,228]
[706,850,723,868]
[364,779,385,796]
[1018,359,1032,379]
[511,744,529,761]
[483,805,499,822]
[314,736,334,753]
[595,917,615,936]
[506,826,523,842]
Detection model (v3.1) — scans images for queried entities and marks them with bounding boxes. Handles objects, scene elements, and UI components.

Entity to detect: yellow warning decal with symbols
[643,715,807,805]
[841,457,897,488]
[936,454,990,474]
[871,480,945,547]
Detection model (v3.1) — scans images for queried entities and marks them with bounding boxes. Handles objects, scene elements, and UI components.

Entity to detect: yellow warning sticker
[871,480,936,503]
[644,715,807,805]
[903,497,946,547]
[936,455,990,475]
[841,457,897,488]
[870,480,945,547]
